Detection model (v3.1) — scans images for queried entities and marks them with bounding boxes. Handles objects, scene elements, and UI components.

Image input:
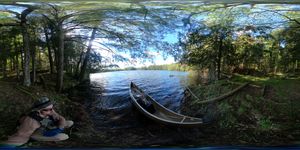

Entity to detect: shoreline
[1,74,300,148]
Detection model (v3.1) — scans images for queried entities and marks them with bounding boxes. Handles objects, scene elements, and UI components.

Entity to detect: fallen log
[187,82,249,104]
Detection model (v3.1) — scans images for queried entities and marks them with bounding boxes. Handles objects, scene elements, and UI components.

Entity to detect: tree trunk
[56,24,64,93]
[22,27,31,87]
[10,55,14,72]
[50,27,58,71]
[208,63,216,82]
[44,27,54,74]
[21,8,34,87]
[14,38,20,80]
[2,59,7,78]
[79,28,97,81]
[38,47,42,69]
[31,48,36,83]
[20,47,24,76]
[296,60,298,71]
[16,50,20,80]
[65,56,69,74]
[0,60,2,78]
[75,51,84,78]
[217,36,223,80]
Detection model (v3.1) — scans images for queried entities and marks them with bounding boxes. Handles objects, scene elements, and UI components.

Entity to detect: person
[1,96,74,147]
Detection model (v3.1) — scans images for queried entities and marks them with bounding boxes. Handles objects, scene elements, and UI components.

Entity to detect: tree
[0,3,38,86]
[181,8,237,80]
[79,27,97,81]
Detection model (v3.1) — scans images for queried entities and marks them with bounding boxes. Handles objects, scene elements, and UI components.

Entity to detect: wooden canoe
[129,82,203,127]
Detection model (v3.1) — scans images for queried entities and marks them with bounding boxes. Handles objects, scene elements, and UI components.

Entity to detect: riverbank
[1,73,300,148]
[181,74,300,146]
[0,74,101,148]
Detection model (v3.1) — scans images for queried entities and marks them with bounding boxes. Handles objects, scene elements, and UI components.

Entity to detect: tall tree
[79,27,97,81]
[20,6,37,86]
[181,8,236,80]
[44,26,54,74]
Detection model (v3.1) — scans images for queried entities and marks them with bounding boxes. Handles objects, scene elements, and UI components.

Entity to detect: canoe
[129,82,203,127]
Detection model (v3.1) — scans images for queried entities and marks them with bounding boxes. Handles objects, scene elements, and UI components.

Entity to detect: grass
[233,74,300,100]
[258,117,274,131]
[182,73,300,145]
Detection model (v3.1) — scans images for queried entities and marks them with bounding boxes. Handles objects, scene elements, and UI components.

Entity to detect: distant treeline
[120,63,191,71]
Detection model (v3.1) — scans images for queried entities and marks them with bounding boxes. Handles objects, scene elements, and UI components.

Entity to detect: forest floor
[181,74,300,146]
[0,73,300,148]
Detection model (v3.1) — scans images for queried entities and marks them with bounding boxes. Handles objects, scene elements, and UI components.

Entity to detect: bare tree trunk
[65,56,69,74]
[31,48,36,83]
[20,47,24,76]
[14,38,20,80]
[296,60,298,71]
[21,8,34,87]
[50,27,58,71]
[294,60,297,73]
[16,50,20,80]
[23,27,31,86]
[75,51,84,78]
[10,55,14,72]
[0,60,2,78]
[79,28,97,81]
[3,58,7,78]
[217,36,223,80]
[56,24,64,93]
[44,27,54,74]
[38,47,42,69]
[208,63,216,82]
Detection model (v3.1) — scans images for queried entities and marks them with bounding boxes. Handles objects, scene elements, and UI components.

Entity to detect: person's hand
[43,128,63,137]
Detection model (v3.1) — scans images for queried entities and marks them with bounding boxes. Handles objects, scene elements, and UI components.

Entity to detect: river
[88,70,190,129]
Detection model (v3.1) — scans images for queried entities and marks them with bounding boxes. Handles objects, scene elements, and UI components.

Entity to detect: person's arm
[51,110,67,129]
[3,116,40,147]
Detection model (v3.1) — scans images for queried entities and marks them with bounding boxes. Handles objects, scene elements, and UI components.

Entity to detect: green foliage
[0,1,300,83]
[181,7,240,78]
[139,63,192,71]
[258,117,274,131]
[180,4,300,79]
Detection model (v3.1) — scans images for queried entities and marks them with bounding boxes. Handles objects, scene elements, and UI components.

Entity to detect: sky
[92,39,176,69]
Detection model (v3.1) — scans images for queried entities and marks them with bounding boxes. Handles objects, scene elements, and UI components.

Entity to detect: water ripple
[89,70,189,128]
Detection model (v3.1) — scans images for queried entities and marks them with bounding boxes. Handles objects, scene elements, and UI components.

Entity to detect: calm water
[89,70,189,129]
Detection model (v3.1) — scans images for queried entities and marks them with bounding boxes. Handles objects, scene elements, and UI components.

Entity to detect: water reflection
[88,70,189,129]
